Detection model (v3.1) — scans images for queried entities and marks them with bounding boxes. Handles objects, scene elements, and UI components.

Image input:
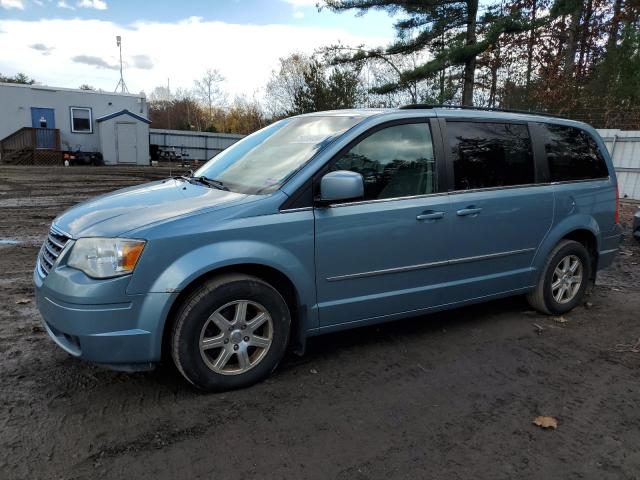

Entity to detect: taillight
[615,184,620,224]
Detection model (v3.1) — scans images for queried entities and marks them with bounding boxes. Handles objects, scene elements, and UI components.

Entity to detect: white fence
[149,129,244,162]
[598,129,640,201]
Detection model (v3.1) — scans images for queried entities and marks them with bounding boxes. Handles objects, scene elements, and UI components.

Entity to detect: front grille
[38,226,71,277]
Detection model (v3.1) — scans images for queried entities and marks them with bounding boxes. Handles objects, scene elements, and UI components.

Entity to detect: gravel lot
[1,165,639,480]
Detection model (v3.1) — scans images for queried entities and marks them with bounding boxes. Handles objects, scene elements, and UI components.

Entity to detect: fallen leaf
[533,323,544,334]
[15,298,31,305]
[553,316,568,324]
[309,369,318,374]
[533,416,558,429]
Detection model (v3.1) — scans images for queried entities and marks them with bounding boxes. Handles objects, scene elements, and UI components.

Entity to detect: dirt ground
[1,165,639,480]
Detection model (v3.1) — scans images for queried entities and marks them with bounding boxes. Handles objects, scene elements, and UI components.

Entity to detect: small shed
[96,109,151,165]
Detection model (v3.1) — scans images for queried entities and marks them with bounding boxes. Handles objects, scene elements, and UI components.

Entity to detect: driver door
[313,120,452,328]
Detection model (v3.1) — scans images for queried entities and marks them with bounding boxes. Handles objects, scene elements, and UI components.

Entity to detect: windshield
[193,115,364,194]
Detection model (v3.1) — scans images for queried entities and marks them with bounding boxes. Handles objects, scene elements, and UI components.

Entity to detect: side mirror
[319,170,364,204]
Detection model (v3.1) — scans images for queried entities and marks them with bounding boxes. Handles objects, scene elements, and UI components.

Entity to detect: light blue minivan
[34,106,621,391]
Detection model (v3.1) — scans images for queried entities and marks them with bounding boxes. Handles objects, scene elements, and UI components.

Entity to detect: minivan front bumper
[34,266,175,371]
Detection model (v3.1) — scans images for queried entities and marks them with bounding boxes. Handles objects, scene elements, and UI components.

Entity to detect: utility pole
[114,35,129,93]
[167,77,171,129]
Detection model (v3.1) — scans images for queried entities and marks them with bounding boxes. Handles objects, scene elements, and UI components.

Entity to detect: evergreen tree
[0,72,35,84]
[324,0,531,105]
[266,54,362,116]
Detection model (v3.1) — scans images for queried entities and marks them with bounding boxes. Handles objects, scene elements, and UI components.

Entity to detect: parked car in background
[34,106,621,391]
[633,207,640,241]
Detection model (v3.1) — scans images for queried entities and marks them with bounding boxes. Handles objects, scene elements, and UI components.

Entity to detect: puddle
[0,239,21,245]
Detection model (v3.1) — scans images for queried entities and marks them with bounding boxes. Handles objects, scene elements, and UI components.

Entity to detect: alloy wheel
[199,300,273,375]
[551,254,583,304]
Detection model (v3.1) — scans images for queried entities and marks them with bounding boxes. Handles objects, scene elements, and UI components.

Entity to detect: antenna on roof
[114,35,129,94]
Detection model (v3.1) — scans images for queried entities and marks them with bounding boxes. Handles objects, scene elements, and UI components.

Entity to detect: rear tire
[171,274,290,392]
[527,240,591,315]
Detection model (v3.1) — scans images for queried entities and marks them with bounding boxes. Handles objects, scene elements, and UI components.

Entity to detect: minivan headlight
[68,238,146,278]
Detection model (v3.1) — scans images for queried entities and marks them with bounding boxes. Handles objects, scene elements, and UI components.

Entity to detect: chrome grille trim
[47,235,66,249]
[38,225,71,278]
[41,254,54,267]
[43,242,58,258]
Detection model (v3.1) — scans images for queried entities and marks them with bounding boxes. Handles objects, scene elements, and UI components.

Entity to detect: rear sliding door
[444,120,554,302]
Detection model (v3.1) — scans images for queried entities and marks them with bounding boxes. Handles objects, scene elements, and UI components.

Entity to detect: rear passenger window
[332,123,436,200]
[540,124,609,182]
[447,122,534,190]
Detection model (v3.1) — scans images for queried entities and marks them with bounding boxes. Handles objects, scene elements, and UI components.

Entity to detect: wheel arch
[161,263,307,362]
[562,229,598,278]
[532,218,600,285]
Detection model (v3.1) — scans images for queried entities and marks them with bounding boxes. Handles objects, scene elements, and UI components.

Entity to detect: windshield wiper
[172,171,228,191]
[190,175,229,191]
[168,169,193,183]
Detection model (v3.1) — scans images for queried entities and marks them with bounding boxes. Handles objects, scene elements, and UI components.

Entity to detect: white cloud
[0,0,24,10]
[77,0,107,10]
[57,0,74,9]
[33,0,43,5]
[131,54,153,70]
[0,17,390,98]
[293,10,304,19]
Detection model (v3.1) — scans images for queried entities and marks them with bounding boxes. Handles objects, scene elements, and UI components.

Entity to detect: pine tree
[324,0,531,105]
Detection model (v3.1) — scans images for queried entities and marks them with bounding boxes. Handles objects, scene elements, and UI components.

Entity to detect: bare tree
[264,54,309,118]
[148,86,174,128]
[193,69,226,120]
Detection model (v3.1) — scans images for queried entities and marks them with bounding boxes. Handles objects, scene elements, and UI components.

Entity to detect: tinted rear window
[540,124,609,182]
[447,122,534,190]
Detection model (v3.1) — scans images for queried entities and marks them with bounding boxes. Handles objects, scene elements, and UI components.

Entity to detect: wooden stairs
[0,127,63,165]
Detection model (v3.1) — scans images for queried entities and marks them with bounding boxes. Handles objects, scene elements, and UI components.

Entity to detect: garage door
[116,123,137,164]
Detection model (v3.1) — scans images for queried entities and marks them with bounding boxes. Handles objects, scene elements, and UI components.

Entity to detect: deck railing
[0,127,62,165]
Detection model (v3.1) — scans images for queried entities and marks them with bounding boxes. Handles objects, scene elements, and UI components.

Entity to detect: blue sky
[0,0,395,36]
[0,0,396,96]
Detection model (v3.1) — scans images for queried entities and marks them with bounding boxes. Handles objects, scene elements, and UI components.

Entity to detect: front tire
[527,240,592,315]
[171,274,291,391]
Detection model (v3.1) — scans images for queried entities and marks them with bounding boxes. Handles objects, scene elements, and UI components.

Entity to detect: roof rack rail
[398,103,568,119]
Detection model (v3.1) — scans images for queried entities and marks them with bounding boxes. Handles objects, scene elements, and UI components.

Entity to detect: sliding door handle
[417,211,445,221]
[456,207,482,216]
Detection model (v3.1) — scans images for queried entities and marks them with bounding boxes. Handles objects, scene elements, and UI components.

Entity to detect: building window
[70,107,93,133]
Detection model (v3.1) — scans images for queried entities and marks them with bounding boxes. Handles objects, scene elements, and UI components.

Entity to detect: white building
[0,82,150,165]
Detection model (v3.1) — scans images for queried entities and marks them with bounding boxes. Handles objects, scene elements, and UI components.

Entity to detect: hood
[54,179,248,238]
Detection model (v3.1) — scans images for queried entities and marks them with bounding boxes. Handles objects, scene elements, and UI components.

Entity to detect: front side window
[70,107,92,133]
[195,115,363,194]
[332,123,436,200]
[448,121,534,190]
[540,124,609,182]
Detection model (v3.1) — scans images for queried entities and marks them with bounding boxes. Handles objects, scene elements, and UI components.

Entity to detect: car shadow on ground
[136,294,533,393]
